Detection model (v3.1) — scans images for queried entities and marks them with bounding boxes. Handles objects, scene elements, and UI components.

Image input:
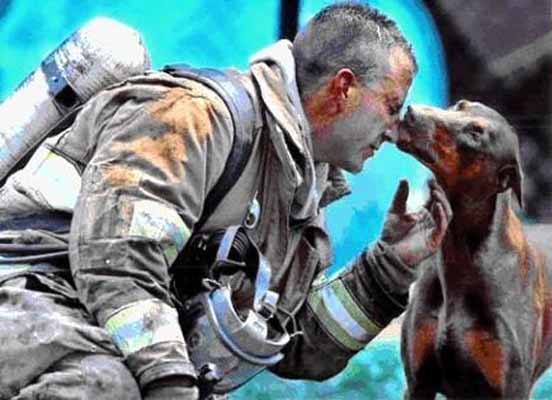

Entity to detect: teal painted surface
[235,340,406,400]
[0,0,279,99]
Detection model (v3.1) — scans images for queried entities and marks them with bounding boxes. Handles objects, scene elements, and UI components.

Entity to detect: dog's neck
[438,190,524,288]
[447,190,498,246]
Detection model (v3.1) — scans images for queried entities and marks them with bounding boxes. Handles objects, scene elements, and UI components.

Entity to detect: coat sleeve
[67,77,234,389]
[269,213,415,381]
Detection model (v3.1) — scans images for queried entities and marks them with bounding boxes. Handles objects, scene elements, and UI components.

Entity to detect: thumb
[390,179,409,214]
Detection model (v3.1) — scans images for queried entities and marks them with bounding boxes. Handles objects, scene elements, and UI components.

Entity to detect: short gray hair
[293,2,417,97]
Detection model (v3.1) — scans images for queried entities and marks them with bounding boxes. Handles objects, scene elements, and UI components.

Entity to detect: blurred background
[0,0,550,398]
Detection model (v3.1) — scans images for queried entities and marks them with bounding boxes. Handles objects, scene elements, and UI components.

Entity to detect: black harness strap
[162,65,255,231]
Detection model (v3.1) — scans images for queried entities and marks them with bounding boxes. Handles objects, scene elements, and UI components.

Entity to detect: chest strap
[162,65,255,231]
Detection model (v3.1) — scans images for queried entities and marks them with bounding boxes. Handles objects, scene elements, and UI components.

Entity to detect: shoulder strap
[162,64,255,231]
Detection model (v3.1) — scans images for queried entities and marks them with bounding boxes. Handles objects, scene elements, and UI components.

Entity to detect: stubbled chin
[348,161,364,175]
[336,157,363,174]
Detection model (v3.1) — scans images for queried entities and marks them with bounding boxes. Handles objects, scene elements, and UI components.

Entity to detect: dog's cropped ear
[497,163,524,209]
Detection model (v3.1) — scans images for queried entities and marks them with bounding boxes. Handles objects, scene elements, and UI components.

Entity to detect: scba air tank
[0,17,151,182]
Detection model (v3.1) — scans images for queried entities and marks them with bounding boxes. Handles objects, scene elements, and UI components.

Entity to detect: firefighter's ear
[330,69,356,99]
[327,68,361,114]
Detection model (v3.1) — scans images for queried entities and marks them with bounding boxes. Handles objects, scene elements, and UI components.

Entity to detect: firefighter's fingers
[390,179,409,215]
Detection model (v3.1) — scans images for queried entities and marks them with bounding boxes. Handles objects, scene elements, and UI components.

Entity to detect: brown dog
[398,100,552,399]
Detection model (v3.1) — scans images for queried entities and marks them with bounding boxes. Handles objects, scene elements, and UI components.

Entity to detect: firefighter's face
[306,46,414,173]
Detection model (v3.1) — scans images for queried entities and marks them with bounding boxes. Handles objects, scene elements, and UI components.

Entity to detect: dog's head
[397,100,523,207]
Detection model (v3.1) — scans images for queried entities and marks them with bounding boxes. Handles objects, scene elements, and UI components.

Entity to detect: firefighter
[0,3,451,399]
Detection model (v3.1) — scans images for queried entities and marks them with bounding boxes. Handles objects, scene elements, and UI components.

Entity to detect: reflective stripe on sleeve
[308,277,383,351]
[128,200,191,265]
[105,299,185,356]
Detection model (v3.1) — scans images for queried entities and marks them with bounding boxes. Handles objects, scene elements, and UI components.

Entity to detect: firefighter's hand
[143,376,199,400]
[380,179,452,267]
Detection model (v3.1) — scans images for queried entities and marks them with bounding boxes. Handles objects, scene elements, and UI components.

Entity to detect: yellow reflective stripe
[329,279,382,337]
[128,200,191,265]
[105,299,184,356]
[308,290,365,351]
[308,278,383,352]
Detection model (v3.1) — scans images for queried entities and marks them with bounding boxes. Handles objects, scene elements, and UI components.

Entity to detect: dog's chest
[432,244,539,394]
[435,315,508,395]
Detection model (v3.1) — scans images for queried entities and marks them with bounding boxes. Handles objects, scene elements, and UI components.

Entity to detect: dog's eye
[456,100,470,111]
[465,123,485,136]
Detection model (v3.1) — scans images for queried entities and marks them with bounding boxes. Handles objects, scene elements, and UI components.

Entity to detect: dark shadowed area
[426,0,552,221]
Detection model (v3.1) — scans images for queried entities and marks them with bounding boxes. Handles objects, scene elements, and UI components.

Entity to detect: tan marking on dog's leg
[464,329,505,391]
[412,320,437,372]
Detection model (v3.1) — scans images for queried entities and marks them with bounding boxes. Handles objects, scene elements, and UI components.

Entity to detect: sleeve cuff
[104,299,185,356]
[126,341,198,388]
[365,241,419,296]
[355,242,412,318]
[138,361,197,388]
[103,299,197,388]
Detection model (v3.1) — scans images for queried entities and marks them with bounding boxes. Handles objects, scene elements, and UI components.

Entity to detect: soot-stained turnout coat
[0,40,416,397]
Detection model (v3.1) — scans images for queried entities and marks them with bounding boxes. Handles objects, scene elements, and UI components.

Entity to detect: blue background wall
[1,0,551,398]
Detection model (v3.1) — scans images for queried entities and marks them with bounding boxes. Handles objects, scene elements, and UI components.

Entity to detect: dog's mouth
[396,113,437,166]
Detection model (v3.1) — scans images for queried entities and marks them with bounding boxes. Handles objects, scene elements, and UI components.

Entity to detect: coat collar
[249,40,309,160]
[249,40,351,218]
